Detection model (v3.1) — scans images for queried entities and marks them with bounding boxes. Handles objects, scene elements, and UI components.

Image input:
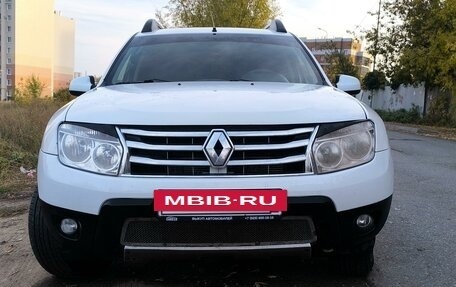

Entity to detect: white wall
[356,84,425,114]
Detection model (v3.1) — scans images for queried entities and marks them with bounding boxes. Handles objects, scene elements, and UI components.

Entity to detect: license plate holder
[154,189,287,218]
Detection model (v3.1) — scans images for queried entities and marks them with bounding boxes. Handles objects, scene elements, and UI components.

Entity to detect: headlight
[312,121,375,173]
[58,124,123,175]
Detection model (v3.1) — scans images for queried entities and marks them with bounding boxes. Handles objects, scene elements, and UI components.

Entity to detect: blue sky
[54,0,380,75]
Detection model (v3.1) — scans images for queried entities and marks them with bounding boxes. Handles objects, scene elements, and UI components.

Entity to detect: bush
[376,106,422,124]
[53,87,75,103]
[424,91,454,127]
[450,95,456,126]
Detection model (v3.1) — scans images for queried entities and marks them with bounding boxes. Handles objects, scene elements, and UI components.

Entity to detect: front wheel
[28,190,111,278]
[336,248,374,276]
[332,238,375,277]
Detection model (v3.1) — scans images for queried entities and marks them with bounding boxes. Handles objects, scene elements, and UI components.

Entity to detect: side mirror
[336,74,361,96]
[69,76,96,96]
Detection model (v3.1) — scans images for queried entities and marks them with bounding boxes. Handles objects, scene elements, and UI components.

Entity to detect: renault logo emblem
[203,130,234,167]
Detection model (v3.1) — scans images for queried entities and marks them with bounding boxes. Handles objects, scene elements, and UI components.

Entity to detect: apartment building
[0,0,75,100]
[301,37,373,77]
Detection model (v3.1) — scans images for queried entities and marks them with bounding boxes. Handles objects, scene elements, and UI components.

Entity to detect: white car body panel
[38,149,393,215]
[66,83,366,126]
[358,101,389,151]
[41,102,73,155]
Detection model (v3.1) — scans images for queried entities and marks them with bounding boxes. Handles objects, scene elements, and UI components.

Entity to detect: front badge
[203,129,234,167]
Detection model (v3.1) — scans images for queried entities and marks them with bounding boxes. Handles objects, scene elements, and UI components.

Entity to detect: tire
[28,190,111,278]
[335,247,374,277]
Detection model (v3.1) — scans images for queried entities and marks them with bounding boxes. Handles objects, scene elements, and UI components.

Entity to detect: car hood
[66,82,366,125]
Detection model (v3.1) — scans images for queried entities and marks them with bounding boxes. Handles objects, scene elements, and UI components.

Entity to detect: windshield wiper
[113,79,170,85]
[143,79,170,83]
[112,81,141,85]
[229,79,253,82]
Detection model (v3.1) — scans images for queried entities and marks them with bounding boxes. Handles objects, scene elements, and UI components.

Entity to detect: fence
[356,84,425,115]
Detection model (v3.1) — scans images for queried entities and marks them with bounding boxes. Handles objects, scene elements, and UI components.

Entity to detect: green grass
[0,100,64,195]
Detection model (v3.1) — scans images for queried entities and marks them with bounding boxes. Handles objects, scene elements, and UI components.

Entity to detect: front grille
[121,217,316,247]
[119,125,316,176]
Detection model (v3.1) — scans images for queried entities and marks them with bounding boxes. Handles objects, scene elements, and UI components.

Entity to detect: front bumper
[38,194,392,257]
[38,149,393,215]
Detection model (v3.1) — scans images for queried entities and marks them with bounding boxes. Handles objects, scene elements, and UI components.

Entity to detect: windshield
[102,33,325,86]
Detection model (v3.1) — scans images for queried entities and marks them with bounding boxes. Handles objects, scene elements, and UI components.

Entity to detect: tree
[13,75,47,103]
[322,42,359,84]
[364,0,456,91]
[157,0,281,28]
[362,70,387,107]
[362,70,387,91]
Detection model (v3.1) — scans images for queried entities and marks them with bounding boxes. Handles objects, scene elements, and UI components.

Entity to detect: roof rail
[141,19,163,33]
[265,19,287,33]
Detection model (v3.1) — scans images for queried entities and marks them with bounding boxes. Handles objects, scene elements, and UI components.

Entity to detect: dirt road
[0,204,45,287]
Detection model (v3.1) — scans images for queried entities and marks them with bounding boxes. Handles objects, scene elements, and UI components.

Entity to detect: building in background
[301,37,373,77]
[0,0,75,100]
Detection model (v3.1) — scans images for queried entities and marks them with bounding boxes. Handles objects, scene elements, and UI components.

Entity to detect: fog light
[356,214,373,229]
[60,218,78,235]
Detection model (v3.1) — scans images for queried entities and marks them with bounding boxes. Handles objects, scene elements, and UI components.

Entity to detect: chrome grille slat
[129,156,209,166]
[126,141,202,151]
[121,129,209,137]
[120,126,316,176]
[121,127,313,138]
[228,155,307,166]
[127,139,309,152]
[228,127,314,137]
[235,139,309,151]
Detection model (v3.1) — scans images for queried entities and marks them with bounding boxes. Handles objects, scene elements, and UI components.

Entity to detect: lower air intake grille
[121,217,316,247]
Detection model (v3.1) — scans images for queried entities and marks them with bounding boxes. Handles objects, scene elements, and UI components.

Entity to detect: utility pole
[373,0,382,71]
[318,27,328,39]
[0,0,7,100]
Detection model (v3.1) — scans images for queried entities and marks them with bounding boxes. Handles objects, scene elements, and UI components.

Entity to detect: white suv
[29,19,393,278]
